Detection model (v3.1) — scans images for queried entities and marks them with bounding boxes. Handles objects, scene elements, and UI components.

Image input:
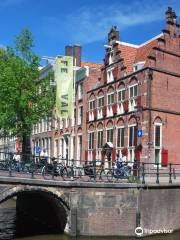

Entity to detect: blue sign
[35,146,41,154]
[137,129,143,138]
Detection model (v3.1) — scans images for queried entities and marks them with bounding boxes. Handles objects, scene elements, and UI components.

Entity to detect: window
[107,129,113,143]
[128,125,137,147]
[60,138,64,158]
[79,82,83,99]
[107,93,114,105]
[61,68,68,73]
[154,123,162,164]
[117,128,124,148]
[133,62,145,72]
[107,69,114,83]
[78,106,83,125]
[118,89,125,102]
[129,84,138,99]
[97,131,103,149]
[97,97,104,108]
[89,100,95,111]
[88,132,94,150]
[61,60,68,66]
[78,135,82,160]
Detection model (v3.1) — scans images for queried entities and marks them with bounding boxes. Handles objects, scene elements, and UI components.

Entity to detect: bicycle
[41,160,69,180]
[107,163,131,182]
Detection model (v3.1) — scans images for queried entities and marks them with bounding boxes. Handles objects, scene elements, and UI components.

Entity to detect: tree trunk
[21,133,31,162]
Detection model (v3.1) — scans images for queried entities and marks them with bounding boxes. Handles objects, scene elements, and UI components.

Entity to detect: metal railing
[0,152,179,184]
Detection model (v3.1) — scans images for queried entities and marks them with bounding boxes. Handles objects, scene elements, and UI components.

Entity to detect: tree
[0,28,55,161]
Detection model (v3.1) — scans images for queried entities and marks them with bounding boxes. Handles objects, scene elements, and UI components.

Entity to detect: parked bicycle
[83,161,106,181]
[107,161,131,182]
[41,158,70,179]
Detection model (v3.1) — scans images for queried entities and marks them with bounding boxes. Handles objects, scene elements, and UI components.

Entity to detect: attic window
[133,61,145,72]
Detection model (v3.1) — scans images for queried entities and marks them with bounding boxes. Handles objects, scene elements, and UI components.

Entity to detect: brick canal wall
[70,188,137,236]
[0,178,180,237]
[69,185,180,236]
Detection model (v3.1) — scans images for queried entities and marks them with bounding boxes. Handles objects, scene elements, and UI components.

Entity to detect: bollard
[9,160,12,177]
[137,161,140,180]
[156,162,159,184]
[31,161,34,179]
[93,160,96,182]
[71,164,74,180]
[142,162,145,184]
[52,162,55,180]
[169,163,172,184]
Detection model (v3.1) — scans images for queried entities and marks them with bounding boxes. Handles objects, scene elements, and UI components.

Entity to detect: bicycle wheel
[107,170,113,182]
[78,169,82,178]
[99,170,106,181]
[41,166,48,178]
[61,168,68,180]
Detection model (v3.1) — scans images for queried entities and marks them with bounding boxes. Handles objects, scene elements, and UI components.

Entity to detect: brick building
[31,45,101,163]
[86,7,180,166]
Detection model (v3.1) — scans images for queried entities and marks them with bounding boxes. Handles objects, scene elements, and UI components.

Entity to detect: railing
[0,152,179,184]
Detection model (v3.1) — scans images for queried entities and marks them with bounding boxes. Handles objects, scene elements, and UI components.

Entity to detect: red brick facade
[31,7,180,167]
[86,7,180,165]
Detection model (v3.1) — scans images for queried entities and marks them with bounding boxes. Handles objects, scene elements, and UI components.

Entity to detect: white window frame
[78,106,83,125]
[106,128,113,143]
[78,82,83,100]
[97,96,104,108]
[129,84,138,99]
[129,84,138,112]
[128,124,137,163]
[97,130,103,149]
[88,131,94,150]
[154,122,162,165]
[116,126,125,149]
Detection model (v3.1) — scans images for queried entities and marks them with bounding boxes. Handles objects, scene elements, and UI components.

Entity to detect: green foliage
[0,28,55,140]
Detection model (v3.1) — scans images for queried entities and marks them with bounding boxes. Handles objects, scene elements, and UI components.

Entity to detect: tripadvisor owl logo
[135,227,143,236]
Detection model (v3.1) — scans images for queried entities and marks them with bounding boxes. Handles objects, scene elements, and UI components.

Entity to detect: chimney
[65,45,73,56]
[73,44,81,67]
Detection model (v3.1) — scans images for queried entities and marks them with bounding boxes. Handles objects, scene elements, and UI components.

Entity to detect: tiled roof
[135,39,158,63]
[81,61,102,68]
[118,44,137,74]
[117,34,161,73]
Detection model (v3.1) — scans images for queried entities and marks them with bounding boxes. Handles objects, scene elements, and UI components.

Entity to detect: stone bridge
[0,176,180,237]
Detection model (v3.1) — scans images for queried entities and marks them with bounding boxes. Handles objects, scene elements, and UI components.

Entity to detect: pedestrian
[13,153,21,171]
[40,148,48,165]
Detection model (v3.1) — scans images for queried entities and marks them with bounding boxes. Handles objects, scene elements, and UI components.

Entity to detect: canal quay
[0,174,180,239]
[0,1,180,239]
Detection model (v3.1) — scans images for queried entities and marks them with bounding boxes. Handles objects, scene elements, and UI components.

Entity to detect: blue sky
[0,0,180,63]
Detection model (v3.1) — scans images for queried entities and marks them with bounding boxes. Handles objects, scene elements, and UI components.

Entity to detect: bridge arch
[0,185,70,237]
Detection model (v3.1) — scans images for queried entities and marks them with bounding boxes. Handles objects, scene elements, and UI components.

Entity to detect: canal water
[1,199,180,240]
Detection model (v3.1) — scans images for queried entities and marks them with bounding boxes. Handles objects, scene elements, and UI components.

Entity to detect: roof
[81,61,103,68]
[135,39,158,63]
[118,44,137,74]
[117,34,161,74]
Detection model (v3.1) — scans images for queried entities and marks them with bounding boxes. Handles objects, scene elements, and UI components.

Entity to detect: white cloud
[43,0,180,44]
